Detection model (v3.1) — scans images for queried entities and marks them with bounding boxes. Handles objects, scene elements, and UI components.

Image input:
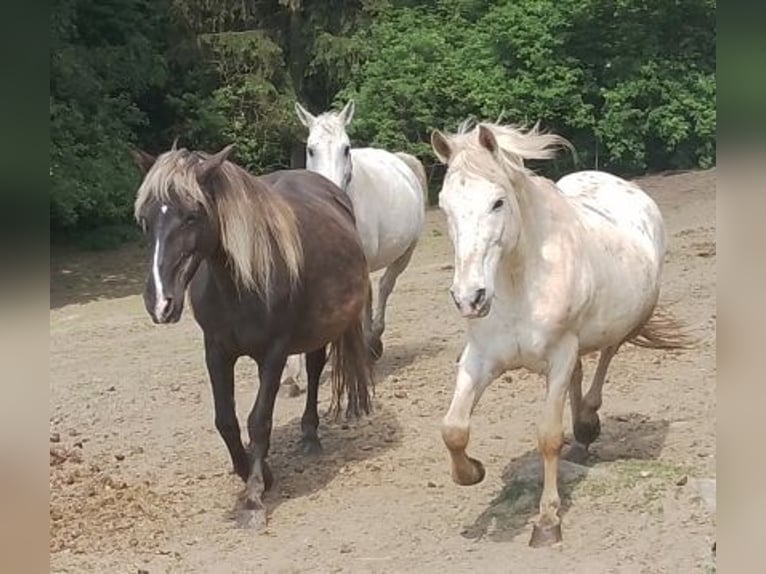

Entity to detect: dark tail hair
[627,305,697,350]
[328,318,374,418]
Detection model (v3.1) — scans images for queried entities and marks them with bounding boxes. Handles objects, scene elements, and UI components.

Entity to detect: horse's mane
[134,149,303,299]
[444,119,573,185]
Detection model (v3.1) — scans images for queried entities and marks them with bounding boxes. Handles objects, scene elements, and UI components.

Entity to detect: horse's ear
[295,102,316,128]
[431,129,452,163]
[339,100,355,126]
[171,136,180,151]
[195,144,235,184]
[478,124,498,155]
[130,148,156,174]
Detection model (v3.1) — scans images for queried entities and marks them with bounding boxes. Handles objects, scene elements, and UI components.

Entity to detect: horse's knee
[442,423,469,453]
[538,428,564,457]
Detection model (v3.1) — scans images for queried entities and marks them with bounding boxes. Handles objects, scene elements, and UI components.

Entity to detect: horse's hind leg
[236,351,287,530]
[563,359,588,463]
[572,345,618,452]
[370,241,417,359]
[301,347,326,456]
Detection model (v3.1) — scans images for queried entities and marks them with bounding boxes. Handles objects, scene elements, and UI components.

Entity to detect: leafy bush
[50,0,715,245]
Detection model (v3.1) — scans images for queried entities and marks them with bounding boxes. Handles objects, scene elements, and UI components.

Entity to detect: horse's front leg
[530,336,579,548]
[235,351,287,530]
[204,338,249,481]
[442,342,497,485]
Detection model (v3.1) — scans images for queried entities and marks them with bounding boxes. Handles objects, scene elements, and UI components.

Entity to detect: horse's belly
[352,187,424,271]
[363,230,416,271]
[576,257,660,352]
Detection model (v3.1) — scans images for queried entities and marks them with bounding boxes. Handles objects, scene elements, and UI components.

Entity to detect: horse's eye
[491,198,505,211]
[343,145,350,157]
[184,213,198,225]
[307,147,314,157]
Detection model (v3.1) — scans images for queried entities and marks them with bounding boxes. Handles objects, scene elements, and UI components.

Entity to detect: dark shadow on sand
[460,413,671,543]
[50,242,149,309]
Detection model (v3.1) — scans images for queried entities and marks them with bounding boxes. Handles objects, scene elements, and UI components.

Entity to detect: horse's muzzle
[450,287,492,319]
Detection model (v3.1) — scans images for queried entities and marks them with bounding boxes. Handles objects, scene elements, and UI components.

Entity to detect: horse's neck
[205,248,241,299]
[499,175,567,288]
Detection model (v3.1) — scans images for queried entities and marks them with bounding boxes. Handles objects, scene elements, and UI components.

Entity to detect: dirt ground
[50,169,716,573]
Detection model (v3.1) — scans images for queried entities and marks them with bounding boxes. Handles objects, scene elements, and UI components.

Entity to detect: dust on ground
[50,169,716,573]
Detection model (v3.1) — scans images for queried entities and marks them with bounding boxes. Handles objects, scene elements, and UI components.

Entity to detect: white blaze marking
[153,205,168,318]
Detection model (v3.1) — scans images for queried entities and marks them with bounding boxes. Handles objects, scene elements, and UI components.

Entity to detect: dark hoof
[279,381,303,398]
[453,456,486,486]
[573,414,601,446]
[232,507,268,531]
[562,441,589,464]
[529,520,562,548]
[301,437,323,456]
[368,337,383,361]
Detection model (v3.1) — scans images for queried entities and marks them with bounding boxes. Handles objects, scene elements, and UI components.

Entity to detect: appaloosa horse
[430,120,690,546]
[132,142,373,529]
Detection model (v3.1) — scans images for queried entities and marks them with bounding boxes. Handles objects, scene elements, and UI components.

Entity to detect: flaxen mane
[446,120,574,184]
[134,149,303,300]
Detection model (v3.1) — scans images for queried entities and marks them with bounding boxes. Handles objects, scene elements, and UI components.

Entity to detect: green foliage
[50,0,224,235]
[50,0,716,246]
[340,0,715,178]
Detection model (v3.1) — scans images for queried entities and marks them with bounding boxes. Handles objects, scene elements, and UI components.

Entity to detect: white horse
[294,99,427,358]
[430,120,689,547]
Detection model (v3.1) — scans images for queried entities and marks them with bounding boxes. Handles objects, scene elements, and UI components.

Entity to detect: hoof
[529,520,562,548]
[562,441,589,464]
[452,456,486,486]
[301,437,323,456]
[573,413,601,446]
[368,337,383,361]
[232,507,268,531]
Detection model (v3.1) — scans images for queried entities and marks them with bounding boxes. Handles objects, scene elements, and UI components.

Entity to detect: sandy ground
[50,169,716,573]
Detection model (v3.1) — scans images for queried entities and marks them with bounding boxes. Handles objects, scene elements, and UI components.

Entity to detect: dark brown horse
[131,143,373,529]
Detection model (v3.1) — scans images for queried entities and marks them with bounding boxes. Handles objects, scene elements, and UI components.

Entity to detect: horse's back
[260,169,357,230]
[556,170,665,260]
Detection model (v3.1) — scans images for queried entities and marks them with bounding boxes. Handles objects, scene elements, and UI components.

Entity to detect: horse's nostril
[472,288,486,308]
[449,288,460,308]
[156,297,172,320]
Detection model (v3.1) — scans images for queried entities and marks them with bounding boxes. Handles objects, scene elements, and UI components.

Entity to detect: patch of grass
[575,459,692,512]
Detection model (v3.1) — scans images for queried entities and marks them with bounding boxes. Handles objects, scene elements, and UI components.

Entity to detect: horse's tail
[395,152,428,207]
[627,305,697,350]
[328,316,375,418]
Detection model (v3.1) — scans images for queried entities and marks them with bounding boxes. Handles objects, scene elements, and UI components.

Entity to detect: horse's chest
[472,316,552,374]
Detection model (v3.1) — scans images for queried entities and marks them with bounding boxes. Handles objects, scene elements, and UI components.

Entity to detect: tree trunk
[287,0,305,169]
